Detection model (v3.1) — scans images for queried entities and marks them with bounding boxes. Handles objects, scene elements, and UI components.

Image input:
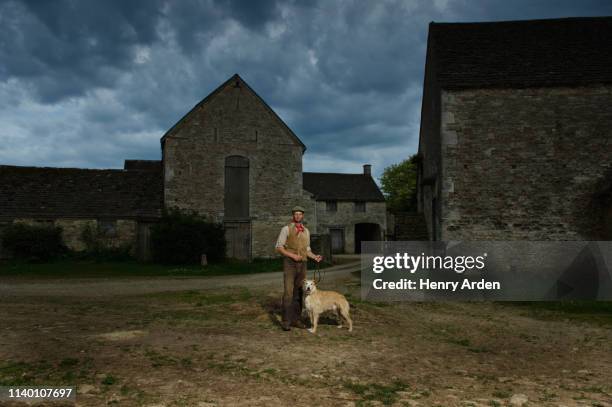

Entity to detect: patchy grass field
[0,257,333,279]
[0,274,610,406]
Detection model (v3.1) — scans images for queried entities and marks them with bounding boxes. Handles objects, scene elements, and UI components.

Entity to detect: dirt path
[1,261,610,406]
[0,261,361,297]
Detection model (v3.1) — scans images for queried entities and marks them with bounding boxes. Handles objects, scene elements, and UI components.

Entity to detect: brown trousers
[282,257,307,324]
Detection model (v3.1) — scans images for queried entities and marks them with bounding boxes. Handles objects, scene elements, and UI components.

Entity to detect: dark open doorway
[354,223,381,254]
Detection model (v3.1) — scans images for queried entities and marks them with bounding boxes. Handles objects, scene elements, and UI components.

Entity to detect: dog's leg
[308,312,319,333]
[336,308,343,329]
[340,306,352,332]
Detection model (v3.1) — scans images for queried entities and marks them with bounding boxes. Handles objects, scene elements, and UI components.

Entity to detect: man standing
[275,206,323,331]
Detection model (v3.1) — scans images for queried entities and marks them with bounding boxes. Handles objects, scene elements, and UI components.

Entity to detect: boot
[281,320,291,331]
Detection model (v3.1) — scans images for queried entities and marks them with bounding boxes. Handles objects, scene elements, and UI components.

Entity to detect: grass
[0,257,333,279]
[343,380,409,406]
[142,287,253,304]
[0,358,94,386]
[504,301,612,325]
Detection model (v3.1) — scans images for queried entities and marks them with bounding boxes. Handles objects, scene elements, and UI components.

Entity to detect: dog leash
[313,260,324,284]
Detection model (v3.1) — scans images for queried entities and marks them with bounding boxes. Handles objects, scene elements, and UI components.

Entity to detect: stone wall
[417,41,443,241]
[314,201,386,253]
[392,212,429,241]
[11,218,138,253]
[439,85,612,240]
[163,76,306,258]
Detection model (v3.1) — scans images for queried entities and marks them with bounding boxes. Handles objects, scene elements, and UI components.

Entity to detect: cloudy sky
[1,0,611,181]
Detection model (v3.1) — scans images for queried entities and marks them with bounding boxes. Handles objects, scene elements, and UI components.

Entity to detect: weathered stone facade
[418,18,612,242]
[162,74,311,258]
[13,218,137,253]
[439,86,612,240]
[313,201,386,253]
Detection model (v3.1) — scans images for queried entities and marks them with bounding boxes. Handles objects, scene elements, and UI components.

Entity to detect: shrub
[150,208,226,264]
[1,222,67,261]
[79,223,132,261]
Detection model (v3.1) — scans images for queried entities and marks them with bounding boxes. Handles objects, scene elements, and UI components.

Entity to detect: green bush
[150,208,226,265]
[1,223,67,261]
[78,223,132,261]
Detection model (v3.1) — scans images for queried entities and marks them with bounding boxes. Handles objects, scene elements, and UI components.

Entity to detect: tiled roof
[303,172,385,202]
[0,165,163,221]
[428,17,612,89]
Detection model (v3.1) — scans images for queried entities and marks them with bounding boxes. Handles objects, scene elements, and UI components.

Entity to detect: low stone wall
[7,218,138,255]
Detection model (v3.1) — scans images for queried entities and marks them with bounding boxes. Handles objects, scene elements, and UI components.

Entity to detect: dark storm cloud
[1,0,612,178]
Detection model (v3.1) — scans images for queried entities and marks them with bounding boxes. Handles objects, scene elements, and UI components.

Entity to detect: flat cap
[292,205,305,213]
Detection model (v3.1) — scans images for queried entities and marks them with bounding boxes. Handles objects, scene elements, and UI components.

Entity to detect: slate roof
[123,159,162,171]
[0,165,163,221]
[428,17,612,89]
[303,172,385,202]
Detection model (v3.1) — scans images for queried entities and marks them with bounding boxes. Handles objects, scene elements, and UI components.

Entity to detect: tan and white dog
[302,279,352,333]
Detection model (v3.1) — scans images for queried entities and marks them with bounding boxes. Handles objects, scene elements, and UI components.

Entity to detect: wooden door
[224,221,251,260]
[137,222,154,261]
[330,228,345,254]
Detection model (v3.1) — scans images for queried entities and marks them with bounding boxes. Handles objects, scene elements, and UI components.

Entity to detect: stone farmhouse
[418,17,612,241]
[0,74,386,260]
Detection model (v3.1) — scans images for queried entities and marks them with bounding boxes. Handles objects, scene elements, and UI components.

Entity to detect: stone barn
[418,17,612,241]
[0,74,386,260]
[302,166,386,254]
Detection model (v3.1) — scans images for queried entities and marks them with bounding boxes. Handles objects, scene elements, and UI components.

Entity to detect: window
[326,201,337,212]
[98,219,117,237]
[354,201,366,213]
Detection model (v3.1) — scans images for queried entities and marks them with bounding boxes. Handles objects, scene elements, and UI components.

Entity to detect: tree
[380,155,418,212]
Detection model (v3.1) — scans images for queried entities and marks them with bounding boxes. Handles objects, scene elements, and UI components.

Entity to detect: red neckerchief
[292,221,304,234]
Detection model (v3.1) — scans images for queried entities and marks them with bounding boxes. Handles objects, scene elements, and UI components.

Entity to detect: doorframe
[328,226,345,254]
[223,220,252,261]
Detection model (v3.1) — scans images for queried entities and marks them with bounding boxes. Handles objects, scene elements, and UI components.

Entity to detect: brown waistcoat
[284,223,309,262]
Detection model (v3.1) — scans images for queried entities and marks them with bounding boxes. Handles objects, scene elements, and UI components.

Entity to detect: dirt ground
[0,268,610,407]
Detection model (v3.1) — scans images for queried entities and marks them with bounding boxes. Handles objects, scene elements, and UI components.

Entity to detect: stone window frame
[354,201,366,213]
[326,200,337,212]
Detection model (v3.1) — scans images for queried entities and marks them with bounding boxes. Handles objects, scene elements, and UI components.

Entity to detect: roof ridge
[430,15,612,27]
[0,164,127,172]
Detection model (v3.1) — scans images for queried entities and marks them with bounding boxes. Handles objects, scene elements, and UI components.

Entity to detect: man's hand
[314,254,323,263]
[292,254,303,262]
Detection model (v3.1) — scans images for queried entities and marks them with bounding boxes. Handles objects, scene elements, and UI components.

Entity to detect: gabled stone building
[418,17,612,241]
[302,167,386,254]
[0,74,387,260]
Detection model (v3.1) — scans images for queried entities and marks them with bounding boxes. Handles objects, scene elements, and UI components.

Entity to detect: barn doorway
[224,156,251,260]
[329,228,345,254]
[136,222,155,262]
[224,221,251,260]
[354,223,381,254]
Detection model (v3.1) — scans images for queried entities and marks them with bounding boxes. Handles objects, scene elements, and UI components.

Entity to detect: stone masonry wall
[163,77,306,258]
[315,201,386,253]
[440,85,612,240]
[12,218,137,253]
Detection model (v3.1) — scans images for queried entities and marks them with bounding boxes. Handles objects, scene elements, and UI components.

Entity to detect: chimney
[363,164,371,176]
